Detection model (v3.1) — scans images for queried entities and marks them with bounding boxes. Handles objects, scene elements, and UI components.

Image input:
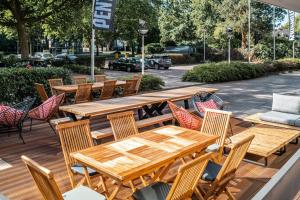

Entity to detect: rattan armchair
[56,120,100,188]
[35,83,49,102]
[201,109,232,163]
[200,135,254,200]
[21,156,106,200]
[48,78,63,95]
[133,153,212,200]
[73,76,87,85]
[100,80,117,100]
[75,83,93,104]
[107,111,139,141]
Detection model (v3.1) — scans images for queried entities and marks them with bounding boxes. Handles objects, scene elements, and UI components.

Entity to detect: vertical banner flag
[288,10,295,41]
[93,0,116,31]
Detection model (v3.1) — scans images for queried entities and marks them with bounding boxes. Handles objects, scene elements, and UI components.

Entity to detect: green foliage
[146,43,164,54]
[140,74,165,91]
[0,67,71,104]
[76,55,106,68]
[61,65,103,75]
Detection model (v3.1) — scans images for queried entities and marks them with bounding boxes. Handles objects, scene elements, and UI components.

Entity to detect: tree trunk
[16,21,29,59]
[131,41,135,57]
[242,31,247,49]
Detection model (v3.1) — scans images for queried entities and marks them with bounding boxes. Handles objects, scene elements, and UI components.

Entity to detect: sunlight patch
[0,159,12,171]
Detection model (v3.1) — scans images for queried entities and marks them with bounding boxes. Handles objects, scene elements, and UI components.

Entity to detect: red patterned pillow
[0,105,24,126]
[29,96,57,120]
[174,107,201,130]
[195,99,218,113]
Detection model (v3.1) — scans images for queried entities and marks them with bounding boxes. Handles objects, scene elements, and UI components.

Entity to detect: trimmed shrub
[0,67,71,104]
[76,55,106,68]
[140,74,165,91]
[62,64,103,75]
[146,43,164,54]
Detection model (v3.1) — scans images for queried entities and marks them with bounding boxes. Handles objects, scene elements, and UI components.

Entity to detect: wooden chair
[133,75,142,94]
[48,78,63,95]
[200,135,254,200]
[56,120,99,188]
[100,80,117,100]
[95,75,106,82]
[107,111,139,141]
[123,79,138,96]
[201,109,232,163]
[35,83,49,102]
[74,76,87,85]
[132,153,212,200]
[75,83,93,104]
[21,155,106,200]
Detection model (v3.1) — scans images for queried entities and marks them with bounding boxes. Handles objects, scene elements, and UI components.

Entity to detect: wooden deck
[0,116,299,200]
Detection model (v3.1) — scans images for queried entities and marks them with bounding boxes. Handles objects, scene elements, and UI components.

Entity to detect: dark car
[108,57,144,72]
[53,53,78,64]
[146,54,172,70]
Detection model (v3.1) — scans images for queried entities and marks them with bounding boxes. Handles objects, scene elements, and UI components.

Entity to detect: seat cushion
[260,111,300,126]
[202,161,222,181]
[29,95,57,120]
[63,185,105,200]
[174,107,202,130]
[71,164,98,176]
[294,118,300,127]
[272,93,300,114]
[205,143,220,153]
[133,182,171,200]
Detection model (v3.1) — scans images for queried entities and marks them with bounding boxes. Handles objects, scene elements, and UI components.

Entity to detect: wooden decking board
[0,118,299,200]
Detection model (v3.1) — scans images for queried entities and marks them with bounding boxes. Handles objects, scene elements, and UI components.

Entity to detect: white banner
[93,0,116,31]
[289,10,295,41]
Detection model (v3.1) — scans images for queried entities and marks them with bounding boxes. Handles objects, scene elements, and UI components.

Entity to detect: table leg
[108,182,122,200]
[138,109,144,120]
[82,166,93,188]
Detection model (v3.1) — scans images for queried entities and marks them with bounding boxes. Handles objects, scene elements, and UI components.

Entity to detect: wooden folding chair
[35,83,49,102]
[75,83,93,104]
[200,135,255,200]
[100,80,117,100]
[21,156,105,200]
[48,78,63,95]
[201,109,232,163]
[74,76,87,85]
[133,153,212,200]
[56,120,102,189]
[123,79,138,96]
[95,75,106,82]
[133,75,142,94]
[107,111,139,141]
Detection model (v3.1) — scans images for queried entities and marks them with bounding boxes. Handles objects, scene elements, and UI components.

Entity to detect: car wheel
[109,65,114,70]
[126,66,131,72]
[155,64,160,70]
[164,67,169,70]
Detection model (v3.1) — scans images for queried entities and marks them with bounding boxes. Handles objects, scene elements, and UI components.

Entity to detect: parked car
[146,54,172,70]
[108,57,145,72]
[53,53,78,64]
[33,52,54,62]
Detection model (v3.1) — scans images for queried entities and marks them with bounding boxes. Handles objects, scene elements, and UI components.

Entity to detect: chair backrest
[73,76,87,85]
[192,92,224,117]
[216,135,254,181]
[107,111,139,140]
[48,79,63,96]
[21,156,63,200]
[133,75,142,94]
[100,80,117,100]
[95,75,106,82]
[123,79,138,96]
[166,153,212,200]
[35,83,48,102]
[56,120,94,167]
[201,109,231,147]
[75,83,93,104]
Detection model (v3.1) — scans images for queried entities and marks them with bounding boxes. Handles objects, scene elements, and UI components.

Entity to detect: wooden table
[71,125,218,199]
[52,80,126,94]
[226,125,300,166]
[59,86,218,120]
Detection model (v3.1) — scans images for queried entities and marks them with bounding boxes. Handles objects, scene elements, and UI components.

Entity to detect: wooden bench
[91,108,196,140]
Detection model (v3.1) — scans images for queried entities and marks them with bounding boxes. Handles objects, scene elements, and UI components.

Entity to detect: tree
[0,0,83,58]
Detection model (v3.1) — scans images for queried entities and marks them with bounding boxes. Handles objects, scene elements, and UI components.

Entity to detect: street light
[226,27,233,64]
[138,19,148,75]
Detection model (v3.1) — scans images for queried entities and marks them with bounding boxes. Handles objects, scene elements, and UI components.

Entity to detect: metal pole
[293,41,295,59]
[203,31,206,62]
[142,35,145,75]
[228,38,231,64]
[248,0,251,63]
[273,6,276,61]
[91,29,95,81]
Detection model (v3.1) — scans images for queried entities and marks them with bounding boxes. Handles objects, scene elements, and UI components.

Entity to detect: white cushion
[63,185,106,200]
[272,93,300,114]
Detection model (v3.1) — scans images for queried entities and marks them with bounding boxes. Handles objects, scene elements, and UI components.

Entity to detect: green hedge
[140,74,165,91]
[0,67,71,104]
[76,55,106,68]
[183,60,300,83]
[62,65,103,75]
[146,43,164,54]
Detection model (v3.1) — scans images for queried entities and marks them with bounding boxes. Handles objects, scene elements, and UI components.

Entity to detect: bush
[62,64,103,75]
[146,43,164,54]
[76,55,106,68]
[140,74,165,91]
[0,67,71,104]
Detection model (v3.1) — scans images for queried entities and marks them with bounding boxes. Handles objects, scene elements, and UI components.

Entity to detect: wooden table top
[227,125,300,157]
[71,125,218,182]
[52,80,126,93]
[59,86,218,117]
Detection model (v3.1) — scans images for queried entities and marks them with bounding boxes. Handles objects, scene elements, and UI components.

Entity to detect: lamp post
[226,27,233,64]
[138,19,148,75]
[203,29,206,62]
